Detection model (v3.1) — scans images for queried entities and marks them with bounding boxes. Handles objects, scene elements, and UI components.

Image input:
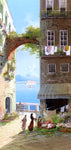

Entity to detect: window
[48,64,56,73]
[7,63,9,72]
[9,24,11,32]
[47,30,55,46]
[60,30,68,47]
[24,105,28,110]
[59,0,67,11]
[0,34,3,45]
[46,0,54,9]
[46,0,54,15]
[5,14,7,26]
[61,63,69,72]
[30,105,36,111]
[1,4,3,21]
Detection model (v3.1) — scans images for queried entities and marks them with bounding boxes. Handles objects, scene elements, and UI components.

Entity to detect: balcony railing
[16,102,40,113]
[41,10,71,19]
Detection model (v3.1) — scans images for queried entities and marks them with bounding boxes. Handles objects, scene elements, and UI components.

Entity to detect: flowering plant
[3,71,14,81]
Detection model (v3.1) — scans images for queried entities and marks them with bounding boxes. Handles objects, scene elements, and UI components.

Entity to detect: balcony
[41,10,71,19]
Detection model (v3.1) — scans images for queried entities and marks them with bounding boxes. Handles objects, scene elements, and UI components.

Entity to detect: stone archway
[5,97,11,113]
[5,36,39,60]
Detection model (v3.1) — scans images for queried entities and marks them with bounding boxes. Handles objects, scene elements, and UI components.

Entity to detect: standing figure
[37,116,42,129]
[22,115,27,132]
[28,113,35,131]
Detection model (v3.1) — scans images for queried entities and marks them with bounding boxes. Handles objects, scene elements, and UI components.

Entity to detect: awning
[38,83,71,99]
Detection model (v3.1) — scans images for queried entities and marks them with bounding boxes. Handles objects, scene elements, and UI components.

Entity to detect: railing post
[27,104,30,112]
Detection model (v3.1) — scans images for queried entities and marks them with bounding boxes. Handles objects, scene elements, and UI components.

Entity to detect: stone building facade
[38,0,71,118]
[0,0,16,120]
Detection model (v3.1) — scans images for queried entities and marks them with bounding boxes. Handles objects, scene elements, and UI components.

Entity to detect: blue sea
[16,81,40,104]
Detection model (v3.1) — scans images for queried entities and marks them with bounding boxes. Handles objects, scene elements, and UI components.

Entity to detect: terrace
[41,10,71,19]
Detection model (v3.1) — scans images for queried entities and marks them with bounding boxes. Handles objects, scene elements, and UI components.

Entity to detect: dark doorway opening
[5,97,11,113]
[46,99,68,112]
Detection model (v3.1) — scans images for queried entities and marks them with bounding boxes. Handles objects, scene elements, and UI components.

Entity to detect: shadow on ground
[0,131,71,150]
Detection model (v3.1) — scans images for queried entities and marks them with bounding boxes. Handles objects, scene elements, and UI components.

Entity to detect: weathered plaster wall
[40,18,71,46]
[40,99,56,119]
[41,56,71,84]
[0,64,16,120]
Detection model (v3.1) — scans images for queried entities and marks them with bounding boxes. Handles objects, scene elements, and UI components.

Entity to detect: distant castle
[26,80,36,85]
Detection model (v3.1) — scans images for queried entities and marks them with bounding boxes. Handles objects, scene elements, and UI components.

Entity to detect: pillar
[68,99,71,112]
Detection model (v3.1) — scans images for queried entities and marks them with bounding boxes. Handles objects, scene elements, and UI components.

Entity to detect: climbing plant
[6,26,41,57]
[7,31,18,39]
[21,26,41,57]
[22,26,40,39]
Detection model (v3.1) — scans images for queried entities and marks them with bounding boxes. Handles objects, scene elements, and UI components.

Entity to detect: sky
[7,0,40,81]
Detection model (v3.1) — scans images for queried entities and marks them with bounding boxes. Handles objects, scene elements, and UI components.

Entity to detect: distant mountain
[16,74,39,82]
[16,75,26,81]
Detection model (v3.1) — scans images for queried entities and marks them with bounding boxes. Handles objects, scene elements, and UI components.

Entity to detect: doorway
[46,99,68,113]
[5,97,11,113]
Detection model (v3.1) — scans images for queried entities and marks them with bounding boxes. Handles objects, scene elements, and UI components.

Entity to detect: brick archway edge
[6,36,39,60]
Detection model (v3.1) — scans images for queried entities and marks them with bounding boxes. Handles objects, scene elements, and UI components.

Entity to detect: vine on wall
[3,55,15,81]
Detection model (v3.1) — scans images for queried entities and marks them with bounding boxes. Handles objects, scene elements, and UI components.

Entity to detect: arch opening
[6,36,39,60]
[5,97,12,113]
[16,49,40,112]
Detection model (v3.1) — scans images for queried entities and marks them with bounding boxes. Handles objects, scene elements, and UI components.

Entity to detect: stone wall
[40,18,71,46]
[67,0,71,9]
[68,99,71,112]
[39,0,71,116]
[0,75,5,120]
[41,55,71,84]
[39,55,71,116]
[40,0,71,46]
[0,63,16,120]
[40,0,45,11]
[40,99,56,119]
[6,37,39,59]
[40,0,71,11]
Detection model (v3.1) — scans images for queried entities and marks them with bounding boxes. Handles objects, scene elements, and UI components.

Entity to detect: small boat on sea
[26,80,36,88]
[29,85,33,88]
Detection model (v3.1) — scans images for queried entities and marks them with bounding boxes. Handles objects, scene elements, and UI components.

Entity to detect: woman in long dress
[28,113,35,131]
[22,115,27,131]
